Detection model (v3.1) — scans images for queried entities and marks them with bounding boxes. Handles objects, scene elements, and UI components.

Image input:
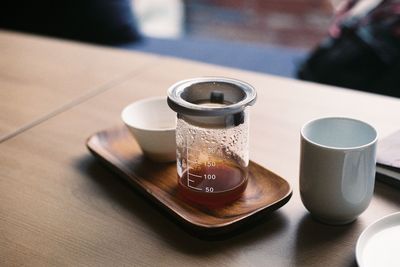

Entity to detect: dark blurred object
[0,0,141,45]
[298,0,400,98]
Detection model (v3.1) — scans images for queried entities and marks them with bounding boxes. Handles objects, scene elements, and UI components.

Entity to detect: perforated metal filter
[167,77,257,117]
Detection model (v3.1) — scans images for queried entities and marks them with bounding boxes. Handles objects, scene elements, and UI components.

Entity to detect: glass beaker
[167,77,257,207]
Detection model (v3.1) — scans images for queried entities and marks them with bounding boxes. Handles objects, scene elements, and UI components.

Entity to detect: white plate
[356,212,400,267]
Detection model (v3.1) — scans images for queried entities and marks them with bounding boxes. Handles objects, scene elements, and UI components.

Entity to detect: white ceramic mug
[299,117,378,225]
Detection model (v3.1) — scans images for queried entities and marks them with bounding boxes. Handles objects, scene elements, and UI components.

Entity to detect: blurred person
[298,0,400,97]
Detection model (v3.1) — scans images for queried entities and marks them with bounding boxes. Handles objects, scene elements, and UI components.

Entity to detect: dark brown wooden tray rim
[86,128,293,236]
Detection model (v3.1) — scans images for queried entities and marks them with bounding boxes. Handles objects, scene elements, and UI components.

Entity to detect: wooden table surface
[1,31,400,266]
[0,31,159,142]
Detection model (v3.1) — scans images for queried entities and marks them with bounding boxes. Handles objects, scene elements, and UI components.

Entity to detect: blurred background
[133,0,335,49]
[2,0,398,97]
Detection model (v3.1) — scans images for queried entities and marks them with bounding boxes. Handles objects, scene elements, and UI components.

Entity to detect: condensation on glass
[167,77,257,207]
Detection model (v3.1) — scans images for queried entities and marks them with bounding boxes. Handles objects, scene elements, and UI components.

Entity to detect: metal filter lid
[167,77,257,117]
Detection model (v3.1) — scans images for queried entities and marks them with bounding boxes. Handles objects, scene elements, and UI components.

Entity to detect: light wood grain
[1,32,400,266]
[0,30,159,140]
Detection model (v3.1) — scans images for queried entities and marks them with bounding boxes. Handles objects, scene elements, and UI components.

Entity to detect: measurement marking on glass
[188,173,202,178]
[186,136,202,191]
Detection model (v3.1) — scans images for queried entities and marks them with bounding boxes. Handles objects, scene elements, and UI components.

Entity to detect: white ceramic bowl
[121,96,176,162]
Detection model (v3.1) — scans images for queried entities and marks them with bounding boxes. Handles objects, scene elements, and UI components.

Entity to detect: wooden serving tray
[86,127,292,238]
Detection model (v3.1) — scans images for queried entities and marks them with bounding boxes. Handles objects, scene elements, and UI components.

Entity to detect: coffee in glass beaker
[168,77,257,207]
